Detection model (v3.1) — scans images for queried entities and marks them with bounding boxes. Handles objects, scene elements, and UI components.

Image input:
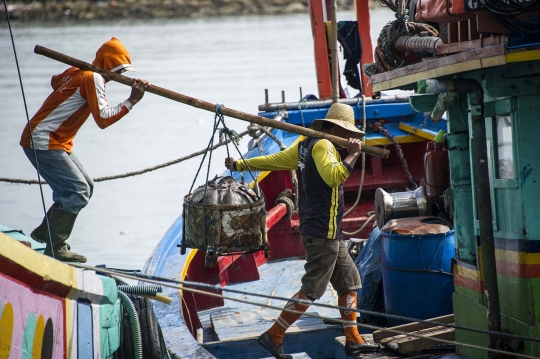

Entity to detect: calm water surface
[0,9,394,268]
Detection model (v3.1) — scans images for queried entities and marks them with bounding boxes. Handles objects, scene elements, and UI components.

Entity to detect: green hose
[118,291,143,359]
[117,285,162,296]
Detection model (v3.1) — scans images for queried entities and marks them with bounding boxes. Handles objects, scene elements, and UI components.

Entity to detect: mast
[329,0,339,103]
[309,0,332,99]
[354,0,375,96]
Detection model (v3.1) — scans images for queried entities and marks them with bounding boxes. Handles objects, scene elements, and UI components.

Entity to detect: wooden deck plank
[371,46,506,92]
[435,36,506,55]
[262,353,311,359]
[379,326,446,346]
[392,328,455,354]
[373,45,505,83]
[373,314,454,342]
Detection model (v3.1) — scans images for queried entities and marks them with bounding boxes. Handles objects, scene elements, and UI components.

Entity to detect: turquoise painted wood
[447,96,476,264]
[22,312,36,359]
[446,60,540,358]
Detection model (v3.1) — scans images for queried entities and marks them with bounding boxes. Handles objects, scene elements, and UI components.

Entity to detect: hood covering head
[92,37,135,73]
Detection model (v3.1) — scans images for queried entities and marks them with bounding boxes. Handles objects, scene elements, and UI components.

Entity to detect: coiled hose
[117,285,163,296]
[117,291,143,359]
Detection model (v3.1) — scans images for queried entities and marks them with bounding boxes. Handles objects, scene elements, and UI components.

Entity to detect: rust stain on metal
[381,216,450,235]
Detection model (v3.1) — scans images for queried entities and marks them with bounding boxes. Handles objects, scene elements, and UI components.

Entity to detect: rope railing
[1,129,250,185]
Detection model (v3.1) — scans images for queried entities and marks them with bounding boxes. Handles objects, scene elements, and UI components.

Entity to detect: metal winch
[374,186,430,229]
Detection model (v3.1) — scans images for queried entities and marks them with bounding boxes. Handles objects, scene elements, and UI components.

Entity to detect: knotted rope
[363,0,438,77]
[1,130,249,185]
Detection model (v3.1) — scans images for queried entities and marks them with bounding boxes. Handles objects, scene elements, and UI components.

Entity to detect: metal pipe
[258,94,412,112]
[417,79,503,354]
[432,92,458,122]
[266,203,288,230]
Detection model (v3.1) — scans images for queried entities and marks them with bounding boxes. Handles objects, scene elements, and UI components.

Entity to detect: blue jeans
[23,147,94,214]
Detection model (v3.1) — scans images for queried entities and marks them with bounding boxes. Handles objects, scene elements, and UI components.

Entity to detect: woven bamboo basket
[181,177,268,262]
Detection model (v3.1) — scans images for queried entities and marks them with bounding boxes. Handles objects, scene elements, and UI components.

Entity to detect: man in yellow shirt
[225,103,380,358]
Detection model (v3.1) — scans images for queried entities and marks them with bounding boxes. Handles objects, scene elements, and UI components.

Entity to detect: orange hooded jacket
[20,37,135,153]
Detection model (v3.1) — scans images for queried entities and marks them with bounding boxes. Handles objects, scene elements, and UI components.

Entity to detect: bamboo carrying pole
[34,45,390,159]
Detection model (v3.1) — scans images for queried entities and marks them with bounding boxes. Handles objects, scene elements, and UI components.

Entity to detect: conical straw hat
[311,103,364,138]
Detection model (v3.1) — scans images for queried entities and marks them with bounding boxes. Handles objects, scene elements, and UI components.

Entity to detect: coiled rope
[71,263,540,358]
[1,129,249,185]
[363,0,438,77]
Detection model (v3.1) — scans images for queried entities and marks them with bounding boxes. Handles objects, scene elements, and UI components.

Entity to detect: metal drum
[374,186,429,229]
[182,176,268,267]
[381,217,455,326]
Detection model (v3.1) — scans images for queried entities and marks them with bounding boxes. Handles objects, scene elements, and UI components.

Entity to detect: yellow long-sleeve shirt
[235,138,352,239]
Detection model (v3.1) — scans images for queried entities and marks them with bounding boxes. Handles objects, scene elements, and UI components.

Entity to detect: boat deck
[197,258,459,359]
[199,258,341,342]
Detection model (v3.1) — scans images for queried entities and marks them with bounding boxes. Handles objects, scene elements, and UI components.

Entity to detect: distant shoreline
[0,0,381,23]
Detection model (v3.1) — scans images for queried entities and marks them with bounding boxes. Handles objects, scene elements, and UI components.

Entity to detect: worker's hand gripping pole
[34,45,390,159]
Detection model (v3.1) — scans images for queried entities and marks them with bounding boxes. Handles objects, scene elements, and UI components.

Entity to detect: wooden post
[309,0,332,99]
[330,0,339,103]
[34,45,390,159]
[355,0,375,97]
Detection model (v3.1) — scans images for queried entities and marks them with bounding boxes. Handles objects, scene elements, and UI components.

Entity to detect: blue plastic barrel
[382,222,455,326]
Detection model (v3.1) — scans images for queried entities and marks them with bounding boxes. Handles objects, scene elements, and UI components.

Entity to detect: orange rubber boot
[267,291,311,346]
[338,291,365,344]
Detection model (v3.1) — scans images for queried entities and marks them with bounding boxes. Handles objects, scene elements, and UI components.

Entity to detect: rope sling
[180,105,269,267]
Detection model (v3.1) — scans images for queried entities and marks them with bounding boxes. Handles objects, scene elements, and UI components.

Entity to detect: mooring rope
[0,129,250,185]
[362,0,438,77]
[70,263,540,358]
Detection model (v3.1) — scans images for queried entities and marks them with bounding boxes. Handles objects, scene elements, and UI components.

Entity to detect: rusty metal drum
[182,177,267,266]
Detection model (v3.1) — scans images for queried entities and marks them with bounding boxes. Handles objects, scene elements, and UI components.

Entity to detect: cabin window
[495,115,514,179]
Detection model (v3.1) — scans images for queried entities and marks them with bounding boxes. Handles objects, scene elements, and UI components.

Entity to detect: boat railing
[258,94,413,112]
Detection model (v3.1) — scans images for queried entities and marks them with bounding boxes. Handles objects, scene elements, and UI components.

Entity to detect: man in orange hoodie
[20,37,149,263]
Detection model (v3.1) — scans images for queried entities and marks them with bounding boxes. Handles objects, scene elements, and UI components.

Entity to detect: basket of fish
[181,176,268,267]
